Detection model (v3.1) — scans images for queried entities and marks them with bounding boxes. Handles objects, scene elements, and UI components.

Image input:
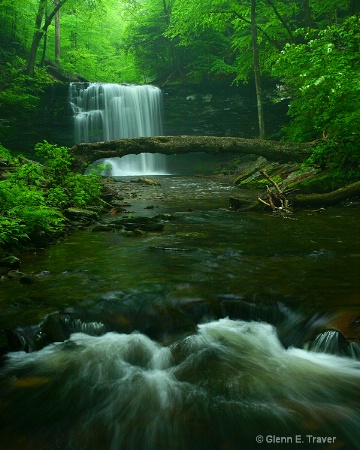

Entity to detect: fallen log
[230,180,360,211]
[294,180,360,208]
[71,135,315,172]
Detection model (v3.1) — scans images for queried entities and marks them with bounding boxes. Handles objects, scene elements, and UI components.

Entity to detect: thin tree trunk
[54,0,61,61]
[40,0,49,66]
[40,32,48,66]
[251,0,265,140]
[27,0,47,77]
[27,0,68,77]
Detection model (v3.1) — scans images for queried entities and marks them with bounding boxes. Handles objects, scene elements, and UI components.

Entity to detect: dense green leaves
[0,0,356,83]
[273,16,360,182]
[0,141,103,249]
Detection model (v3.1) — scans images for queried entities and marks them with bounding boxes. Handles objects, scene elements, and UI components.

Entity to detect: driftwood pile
[257,170,298,214]
[229,170,360,212]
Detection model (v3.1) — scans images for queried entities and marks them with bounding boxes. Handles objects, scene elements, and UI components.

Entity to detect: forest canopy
[0,0,358,83]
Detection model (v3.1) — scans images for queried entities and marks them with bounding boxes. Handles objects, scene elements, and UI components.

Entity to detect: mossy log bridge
[71,135,315,171]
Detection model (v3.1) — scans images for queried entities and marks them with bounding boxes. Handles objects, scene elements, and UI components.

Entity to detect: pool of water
[1,176,359,329]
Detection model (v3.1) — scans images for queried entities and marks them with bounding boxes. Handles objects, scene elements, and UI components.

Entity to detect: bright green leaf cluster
[0,141,103,250]
[273,16,360,182]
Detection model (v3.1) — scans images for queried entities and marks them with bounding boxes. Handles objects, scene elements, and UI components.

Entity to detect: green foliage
[0,141,103,249]
[273,16,360,181]
[0,217,29,247]
[0,145,12,160]
[0,0,355,84]
[0,57,51,111]
[308,140,360,185]
[34,140,73,182]
[33,140,103,208]
[0,180,63,248]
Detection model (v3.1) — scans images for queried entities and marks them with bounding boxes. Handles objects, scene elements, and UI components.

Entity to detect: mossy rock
[91,224,115,232]
[235,161,281,189]
[63,208,100,222]
[234,156,268,185]
[286,172,337,194]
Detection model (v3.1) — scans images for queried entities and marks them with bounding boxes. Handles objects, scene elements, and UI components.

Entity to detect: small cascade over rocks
[2,314,360,449]
[307,329,360,359]
[2,296,360,449]
[69,82,168,175]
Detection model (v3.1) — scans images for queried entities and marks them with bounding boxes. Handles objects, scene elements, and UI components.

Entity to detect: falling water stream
[69,83,168,176]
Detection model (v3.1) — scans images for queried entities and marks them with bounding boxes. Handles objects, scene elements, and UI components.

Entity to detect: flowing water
[0,175,360,449]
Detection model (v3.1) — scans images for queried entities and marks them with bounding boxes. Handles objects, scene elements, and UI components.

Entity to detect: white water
[1,318,360,449]
[69,82,168,176]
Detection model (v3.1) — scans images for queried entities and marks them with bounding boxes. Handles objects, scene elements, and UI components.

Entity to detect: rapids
[1,319,360,450]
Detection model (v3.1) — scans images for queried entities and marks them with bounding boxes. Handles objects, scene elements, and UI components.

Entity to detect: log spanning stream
[0,175,360,450]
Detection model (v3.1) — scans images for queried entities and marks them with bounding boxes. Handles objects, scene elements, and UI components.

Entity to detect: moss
[286,172,337,194]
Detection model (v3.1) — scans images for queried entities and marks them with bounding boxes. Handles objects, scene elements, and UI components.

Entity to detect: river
[0,174,359,449]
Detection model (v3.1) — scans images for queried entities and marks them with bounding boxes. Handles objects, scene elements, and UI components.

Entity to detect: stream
[0,175,360,449]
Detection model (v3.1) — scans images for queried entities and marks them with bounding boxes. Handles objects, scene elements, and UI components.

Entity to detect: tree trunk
[54,0,61,61]
[27,0,68,77]
[71,135,314,172]
[27,0,47,77]
[294,181,360,208]
[349,0,360,14]
[302,0,313,28]
[251,0,265,140]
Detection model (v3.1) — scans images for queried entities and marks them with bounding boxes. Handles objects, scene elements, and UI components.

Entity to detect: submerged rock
[130,177,161,186]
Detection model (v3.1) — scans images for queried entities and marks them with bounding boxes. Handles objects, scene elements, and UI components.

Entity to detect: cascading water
[1,318,360,450]
[69,82,168,176]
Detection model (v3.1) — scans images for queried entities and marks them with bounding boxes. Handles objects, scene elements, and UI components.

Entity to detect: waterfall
[69,82,168,176]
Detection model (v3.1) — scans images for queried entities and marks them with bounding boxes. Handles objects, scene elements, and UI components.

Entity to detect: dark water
[0,176,360,449]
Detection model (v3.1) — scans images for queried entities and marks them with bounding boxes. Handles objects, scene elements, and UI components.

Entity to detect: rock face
[2,80,288,158]
[162,81,288,138]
